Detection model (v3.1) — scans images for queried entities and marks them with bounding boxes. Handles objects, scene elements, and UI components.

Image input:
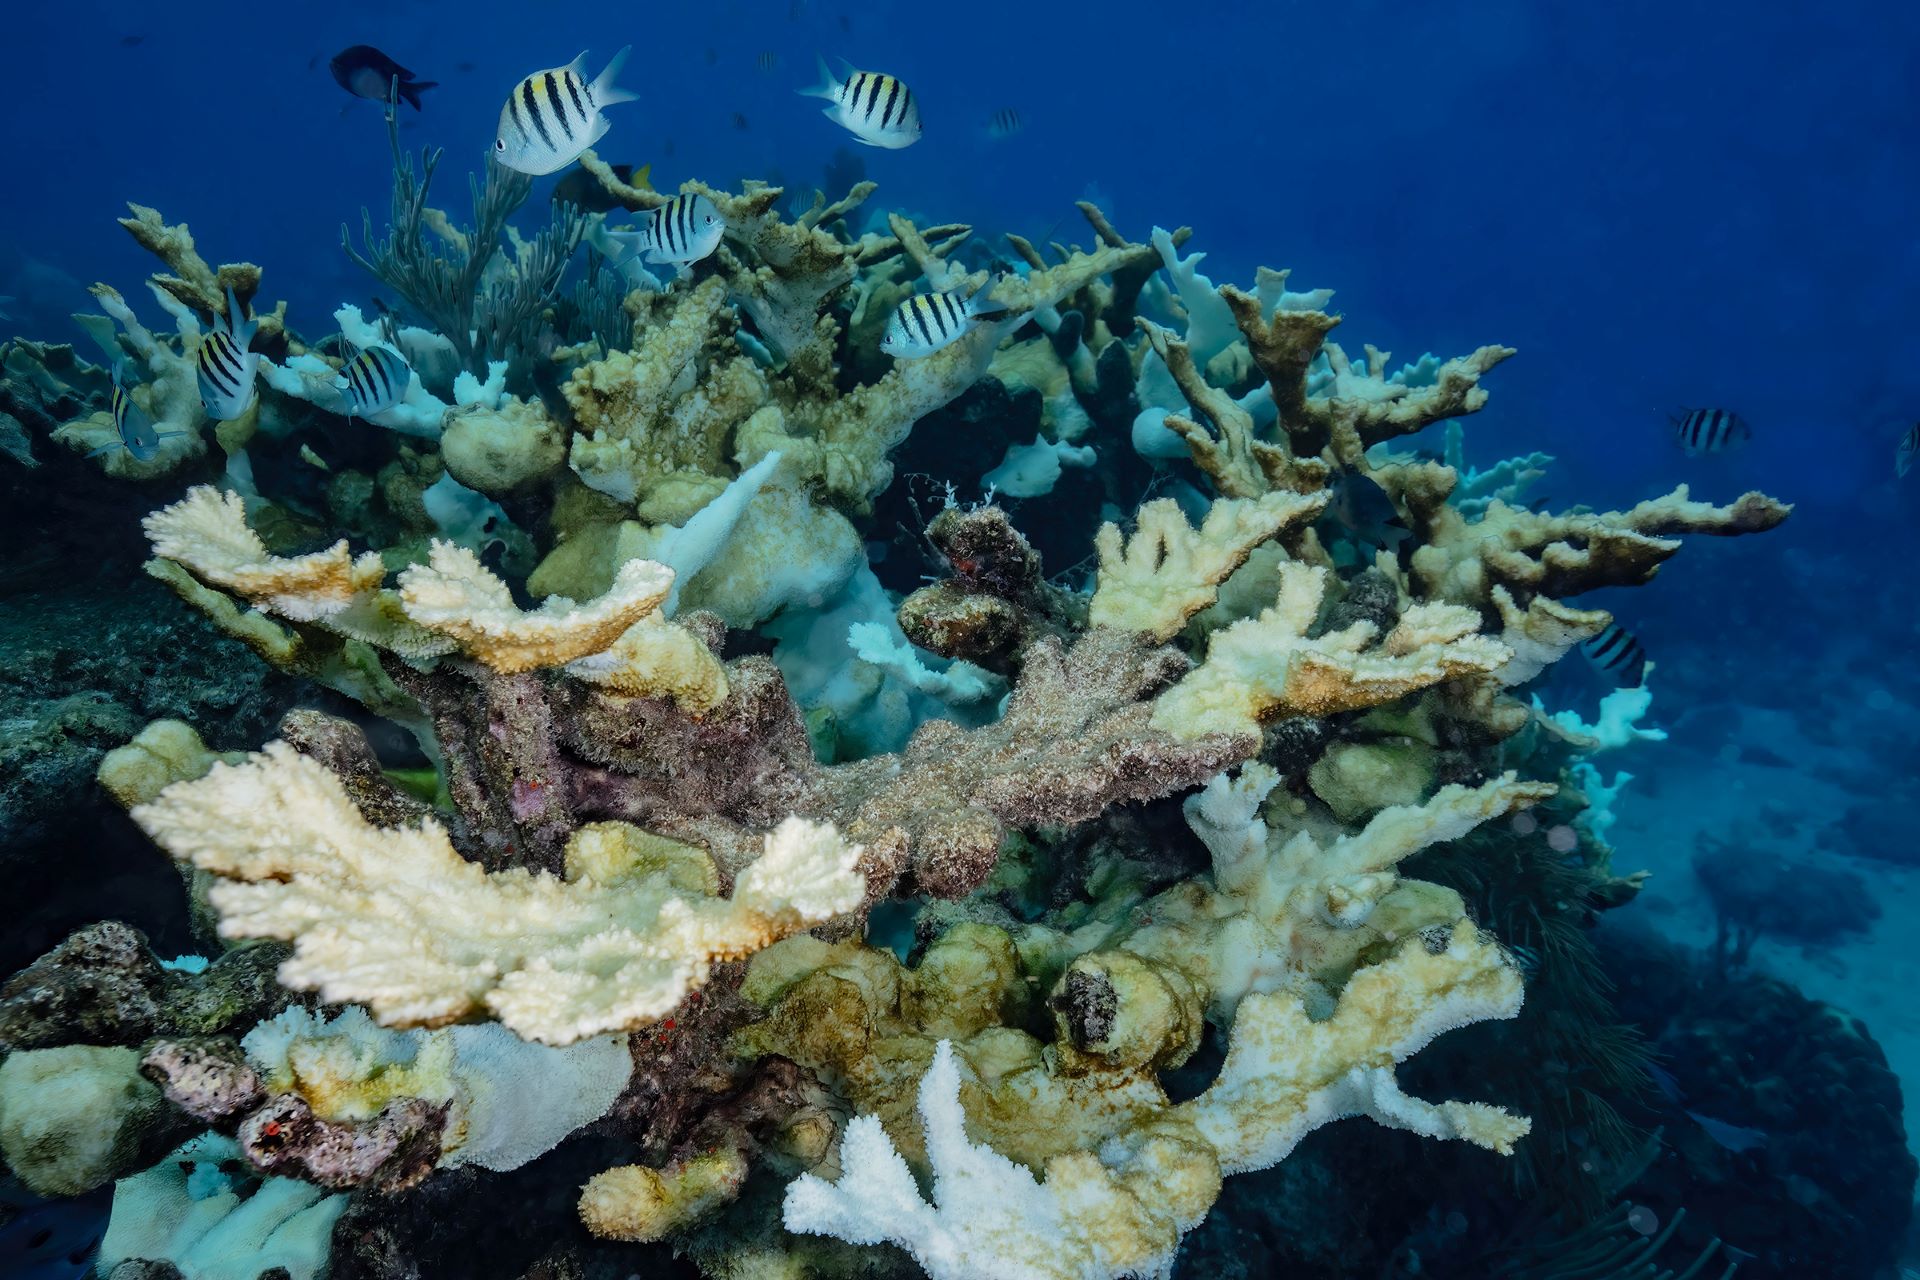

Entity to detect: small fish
[1671,406,1751,456]
[609,193,725,268]
[1503,943,1541,978]
[457,60,477,73]
[757,52,779,73]
[838,13,851,31]
[90,370,189,461]
[121,33,145,47]
[733,111,751,131]
[1321,470,1410,556]
[985,107,1022,139]
[800,58,921,149]
[335,345,412,419]
[1644,1060,1685,1105]
[1897,422,1918,478]
[330,45,437,111]
[552,163,653,214]
[880,283,1006,358]
[1686,1110,1768,1154]
[494,48,636,177]
[196,288,261,421]
[1582,620,1648,687]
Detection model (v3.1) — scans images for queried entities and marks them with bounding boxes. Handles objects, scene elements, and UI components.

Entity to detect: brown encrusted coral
[897,504,1085,674]
[832,629,1253,897]
[565,627,1247,901]
[239,1092,449,1193]
[0,922,290,1055]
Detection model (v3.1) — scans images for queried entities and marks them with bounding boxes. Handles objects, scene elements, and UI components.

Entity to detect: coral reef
[1606,926,1916,1279]
[0,133,1800,1280]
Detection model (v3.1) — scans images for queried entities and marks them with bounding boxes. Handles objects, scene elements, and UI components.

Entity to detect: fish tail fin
[599,229,642,268]
[799,55,838,100]
[222,286,257,344]
[967,277,1011,321]
[398,79,437,110]
[592,46,637,108]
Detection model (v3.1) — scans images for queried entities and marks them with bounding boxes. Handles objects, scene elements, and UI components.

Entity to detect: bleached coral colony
[0,117,1788,1279]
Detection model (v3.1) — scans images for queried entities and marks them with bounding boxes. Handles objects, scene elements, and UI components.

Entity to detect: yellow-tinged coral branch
[1150,562,1511,740]
[143,487,385,621]
[1089,492,1328,642]
[397,541,674,673]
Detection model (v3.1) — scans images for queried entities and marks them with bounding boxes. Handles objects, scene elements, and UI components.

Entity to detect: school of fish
[94,39,1860,471]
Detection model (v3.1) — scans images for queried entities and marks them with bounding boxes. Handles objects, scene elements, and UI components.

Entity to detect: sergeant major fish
[335,345,412,420]
[196,288,261,421]
[879,283,1006,358]
[90,371,190,461]
[608,193,725,269]
[1582,619,1648,687]
[494,48,636,176]
[985,107,1023,140]
[1671,406,1750,456]
[800,58,921,148]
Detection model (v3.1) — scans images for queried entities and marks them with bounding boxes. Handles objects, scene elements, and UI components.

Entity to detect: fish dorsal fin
[562,50,590,78]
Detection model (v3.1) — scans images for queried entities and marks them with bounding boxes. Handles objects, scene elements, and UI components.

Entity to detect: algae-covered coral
[0,93,1803,1280]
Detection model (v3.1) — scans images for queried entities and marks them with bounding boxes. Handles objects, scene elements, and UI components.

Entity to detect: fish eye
[494,138,506,151]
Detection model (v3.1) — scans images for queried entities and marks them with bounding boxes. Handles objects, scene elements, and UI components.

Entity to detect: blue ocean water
[4,1,1918,1276]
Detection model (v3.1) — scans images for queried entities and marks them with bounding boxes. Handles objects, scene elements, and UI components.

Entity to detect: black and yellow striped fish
[986,107,1022,139]
[800,58,921,149]
[495,47,636,176]
[89,372,185,461]
[611,193,725,268]
[196,288,261,422]
[1581,620,1648,688]
[336,346,411,419]
[1671,407,1750,456]
[879,284,1006,359]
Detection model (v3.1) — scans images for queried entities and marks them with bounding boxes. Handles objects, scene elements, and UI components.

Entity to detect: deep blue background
[8,0,1916,534]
